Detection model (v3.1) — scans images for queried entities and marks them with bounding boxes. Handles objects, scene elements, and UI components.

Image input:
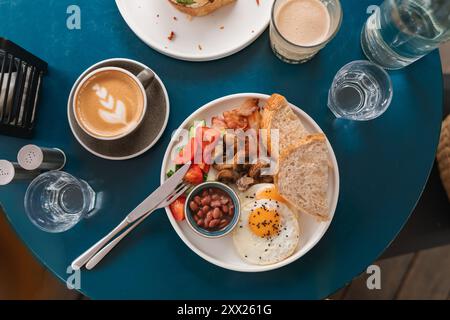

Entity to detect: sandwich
[168,0,236,17]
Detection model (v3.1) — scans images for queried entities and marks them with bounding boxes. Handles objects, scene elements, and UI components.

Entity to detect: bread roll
[168,0,236,16]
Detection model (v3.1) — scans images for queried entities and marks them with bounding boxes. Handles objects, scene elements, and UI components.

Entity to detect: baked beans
[189,188,235,231]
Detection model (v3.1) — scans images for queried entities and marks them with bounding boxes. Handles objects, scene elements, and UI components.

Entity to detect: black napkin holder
[0,38,48,138]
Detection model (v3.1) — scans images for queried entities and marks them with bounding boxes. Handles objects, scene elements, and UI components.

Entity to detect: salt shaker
[17,144,66,171]
[0,160,40,186]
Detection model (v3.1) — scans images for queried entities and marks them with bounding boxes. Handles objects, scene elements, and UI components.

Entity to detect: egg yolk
[248,207,280,238]
[255,186,286,204]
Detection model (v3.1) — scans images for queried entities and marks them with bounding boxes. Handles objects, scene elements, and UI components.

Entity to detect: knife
[126,161,191,223]
[71,161,191,270]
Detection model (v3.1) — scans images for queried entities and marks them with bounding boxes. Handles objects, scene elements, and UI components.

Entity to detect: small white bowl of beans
[185,182,241,238]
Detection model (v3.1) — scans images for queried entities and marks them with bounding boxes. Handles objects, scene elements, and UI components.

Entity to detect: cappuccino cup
[73,67,154,140]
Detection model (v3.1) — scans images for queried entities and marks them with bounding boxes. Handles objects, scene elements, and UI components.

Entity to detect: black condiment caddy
[0,38,47,138]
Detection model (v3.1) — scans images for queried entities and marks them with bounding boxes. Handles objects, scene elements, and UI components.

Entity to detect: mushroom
[216,169,239,184]
[236,176,255,192]
[213,163,234,171]
[233,150,251,173]
[260,175,274,184]
[248,161,274,183]
[248,162,266,179]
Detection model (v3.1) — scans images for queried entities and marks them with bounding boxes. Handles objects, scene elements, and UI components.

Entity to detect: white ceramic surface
[116,0,274,61]
[161,93,340,272]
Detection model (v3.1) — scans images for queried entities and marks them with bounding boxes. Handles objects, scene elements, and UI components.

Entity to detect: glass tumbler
[270,0,343,63]
[328,61,393,121]
[24,171,96,233]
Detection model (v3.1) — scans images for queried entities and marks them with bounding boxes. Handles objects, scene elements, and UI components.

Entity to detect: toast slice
[261,94,308,154]
[275,134,330,220]
[169,0,236,16]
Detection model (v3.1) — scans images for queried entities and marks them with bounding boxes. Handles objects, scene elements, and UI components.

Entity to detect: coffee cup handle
[136,69,155,89]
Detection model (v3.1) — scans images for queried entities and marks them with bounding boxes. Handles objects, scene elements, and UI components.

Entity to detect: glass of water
[24,171,96,233]
[328,61,393,121]
[361,0,450,70]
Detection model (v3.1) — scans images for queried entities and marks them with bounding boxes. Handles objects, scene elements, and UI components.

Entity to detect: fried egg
[233,198,300,265]
[240,183,288,207]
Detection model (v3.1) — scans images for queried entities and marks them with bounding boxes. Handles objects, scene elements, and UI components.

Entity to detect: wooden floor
[441,42,450,74]
[0,46,449,301]
[330,244,450,300]
[0,211,80,300]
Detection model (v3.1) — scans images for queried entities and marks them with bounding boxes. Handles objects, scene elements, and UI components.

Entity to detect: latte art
[92,84,128,125]
[74,69,145,139]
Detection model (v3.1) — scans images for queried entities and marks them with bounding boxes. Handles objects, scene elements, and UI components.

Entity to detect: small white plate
[161,93,340,272]
[116,0,274,61]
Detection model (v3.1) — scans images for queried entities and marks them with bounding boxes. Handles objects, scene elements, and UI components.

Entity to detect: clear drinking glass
[24,171,96,233]
[361,0,450,70]
[270,0,343,64]
[328,61,393,121]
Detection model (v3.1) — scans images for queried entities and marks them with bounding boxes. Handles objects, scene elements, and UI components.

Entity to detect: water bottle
[361,0,450,69]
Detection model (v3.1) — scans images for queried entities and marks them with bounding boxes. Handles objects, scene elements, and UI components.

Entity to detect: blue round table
[0,0,443,299]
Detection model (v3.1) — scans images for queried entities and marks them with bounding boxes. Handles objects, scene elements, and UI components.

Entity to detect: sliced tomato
[197,163,210,173]
[174,137,197,165]
[174,126,220,165]
[204,128,221,143]
[174,152,185,165]
[195,127,220,145]
[196,127,220,165]
[184,164,204,185]
[170,195,186,221]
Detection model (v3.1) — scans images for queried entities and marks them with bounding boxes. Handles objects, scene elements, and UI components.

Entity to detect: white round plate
[116,0,274,61]
[161,93,340,272]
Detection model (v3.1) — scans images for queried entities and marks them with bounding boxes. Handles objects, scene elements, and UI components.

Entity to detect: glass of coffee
[73,67,153,140]
[270,0,343,64]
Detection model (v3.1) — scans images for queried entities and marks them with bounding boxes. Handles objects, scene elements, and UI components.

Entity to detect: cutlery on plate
[71,162,191,270]
[85,183,188,270]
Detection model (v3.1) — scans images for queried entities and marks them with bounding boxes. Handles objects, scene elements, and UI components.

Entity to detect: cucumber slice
[189,120,206,138]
